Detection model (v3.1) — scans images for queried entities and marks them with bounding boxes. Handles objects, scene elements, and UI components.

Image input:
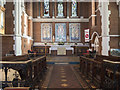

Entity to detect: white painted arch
[90,31,101,41]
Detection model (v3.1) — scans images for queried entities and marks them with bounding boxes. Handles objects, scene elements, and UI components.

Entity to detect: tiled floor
[42,64,82,88]
[41,56,97,89]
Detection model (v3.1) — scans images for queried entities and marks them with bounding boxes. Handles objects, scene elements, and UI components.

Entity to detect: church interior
[0,0,120,89]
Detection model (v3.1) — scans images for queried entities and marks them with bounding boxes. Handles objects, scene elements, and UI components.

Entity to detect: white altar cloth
[49,45,74,54]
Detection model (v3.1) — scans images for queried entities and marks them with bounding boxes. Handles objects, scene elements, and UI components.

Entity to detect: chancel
[0,0,120,89]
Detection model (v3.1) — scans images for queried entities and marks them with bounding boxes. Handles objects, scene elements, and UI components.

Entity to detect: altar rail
[1,54,47,89]
[80,55,120,89]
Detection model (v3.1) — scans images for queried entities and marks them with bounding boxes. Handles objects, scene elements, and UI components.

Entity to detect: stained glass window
[58,2,63,17]
[55,23,66,42]
[41,23,52,42]
[44,0,49,16]
[72,0,77,16]
[69,23,80,42]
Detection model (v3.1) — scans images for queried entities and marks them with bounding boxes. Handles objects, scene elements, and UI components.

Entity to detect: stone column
[101,2,110,56]
[14,0,22,56]
[18,0,22,35]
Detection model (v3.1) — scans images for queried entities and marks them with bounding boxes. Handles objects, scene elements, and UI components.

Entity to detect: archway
[94,36,99,53]
[90,32,101,55]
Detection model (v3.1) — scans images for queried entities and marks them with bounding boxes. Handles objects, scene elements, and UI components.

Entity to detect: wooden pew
[32,56,46,83]
[95,55,120,62]
[2,54,29,61]
[1,54,47,89]
[1,55,32,88]
[80,56,102,86]
[80,55,120,89]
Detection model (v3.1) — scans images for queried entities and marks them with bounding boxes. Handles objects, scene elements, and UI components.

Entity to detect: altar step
[47,62,80,64]
[46,56,80,64]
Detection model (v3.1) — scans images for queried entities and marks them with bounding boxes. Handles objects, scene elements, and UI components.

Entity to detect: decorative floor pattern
[42,64,98,89]
[41,56,99,89]
[47,65,82,88]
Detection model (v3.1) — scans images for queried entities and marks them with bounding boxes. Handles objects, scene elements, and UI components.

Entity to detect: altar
[49,45,74,55]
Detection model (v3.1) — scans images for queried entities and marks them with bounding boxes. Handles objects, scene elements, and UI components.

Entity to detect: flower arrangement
[44,42,47,45]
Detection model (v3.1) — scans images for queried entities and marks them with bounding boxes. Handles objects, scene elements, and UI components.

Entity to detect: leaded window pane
[72,0,77,16]
[44,0,49,16]
[58,2,63,16]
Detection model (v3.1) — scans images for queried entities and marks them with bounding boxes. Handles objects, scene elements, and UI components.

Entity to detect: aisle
[41,64,98,89]
[46,65,82,88]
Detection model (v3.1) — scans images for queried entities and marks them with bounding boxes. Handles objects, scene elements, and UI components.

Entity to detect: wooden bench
[2,54,29,61]
[80,55,120,89]
[1,54,47,89]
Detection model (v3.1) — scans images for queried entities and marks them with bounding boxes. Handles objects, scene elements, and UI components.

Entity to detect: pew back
[95,55,120,62]
[2,55,29,61]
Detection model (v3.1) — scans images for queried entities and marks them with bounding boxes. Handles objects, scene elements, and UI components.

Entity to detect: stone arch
[90,31,100,44]
[90,32,101,54]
